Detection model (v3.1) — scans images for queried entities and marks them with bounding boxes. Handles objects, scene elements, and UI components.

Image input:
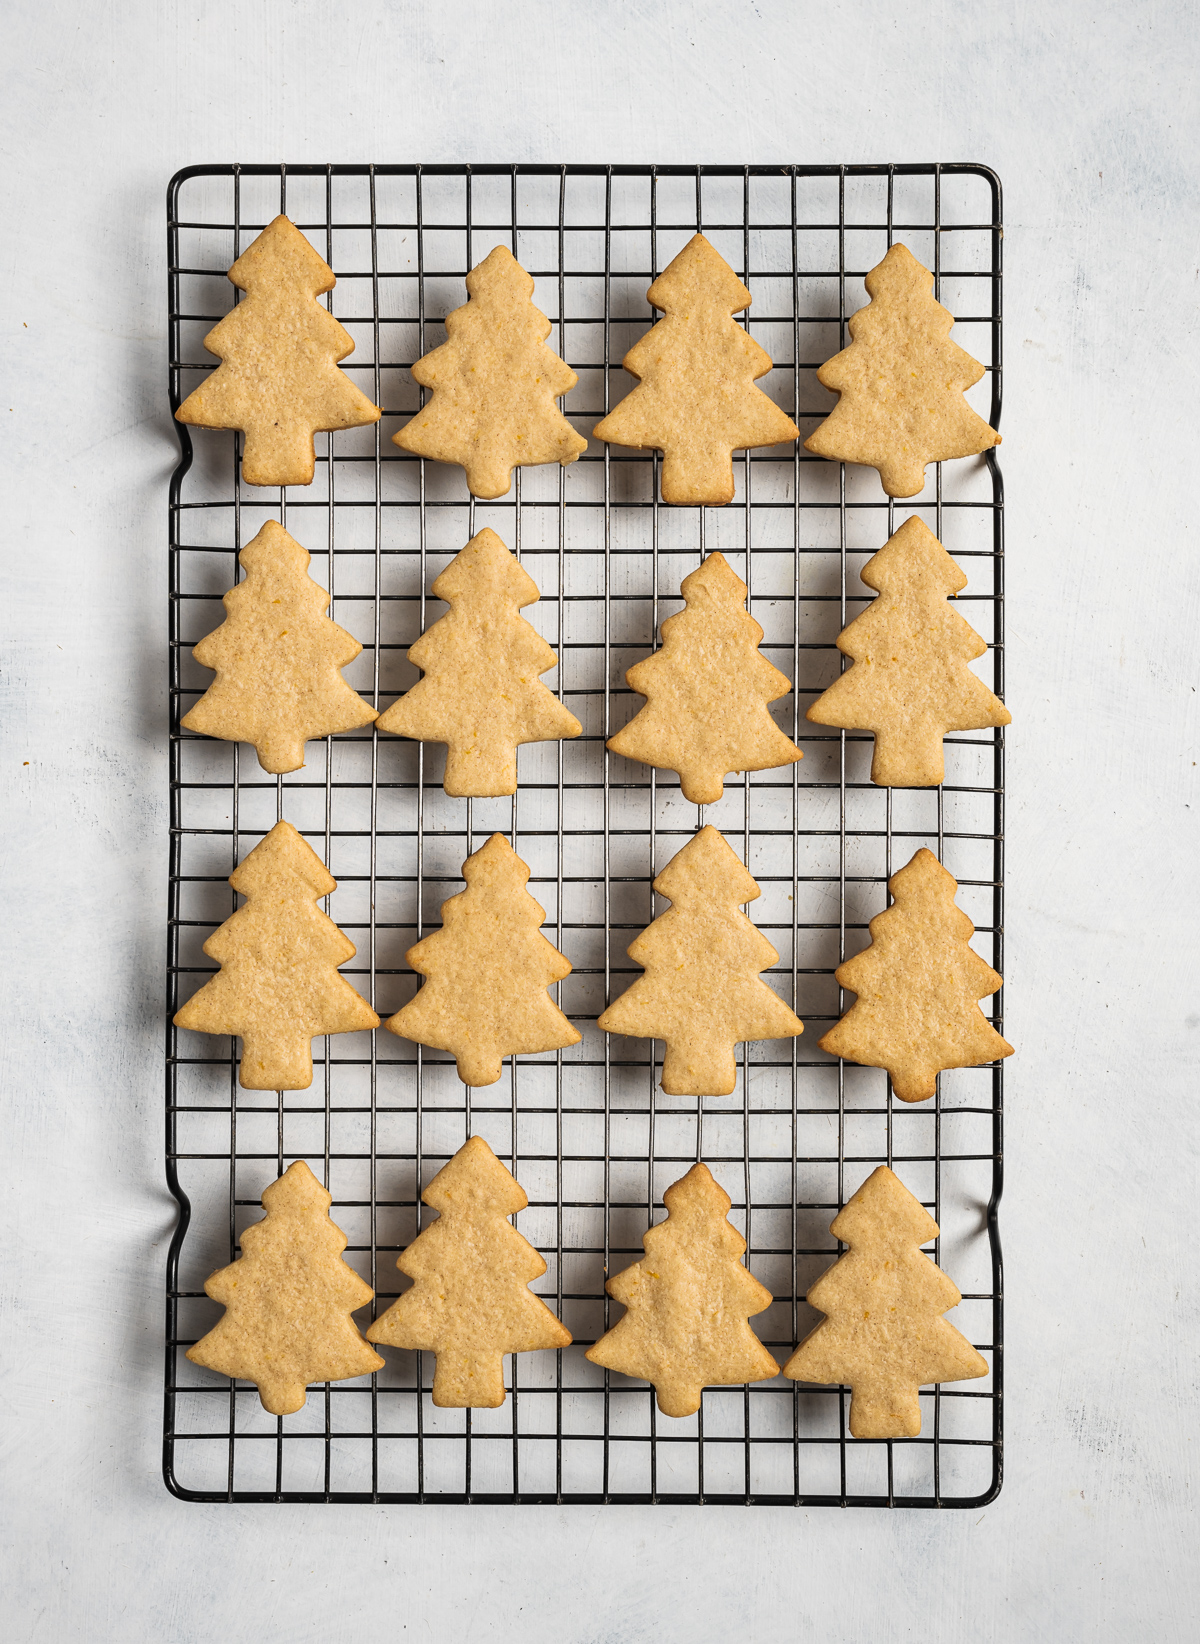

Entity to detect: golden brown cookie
[187,1160,384,1415]
[820,847,1013,1101]
[393,245,586,498]
[367,1136,571,1407]
[386,833,580,1086]
[586,1162,779,1417]
[174,820,380,1090]
[598,825,802,1096]
[376,528,580,796]
[607,551,802,803]
[803,243,1001,498]
[807,516,1010,787]
[183,519,378,774]
[783,1165,987,1437]
[593,233,799,504]
[176,214,381,487]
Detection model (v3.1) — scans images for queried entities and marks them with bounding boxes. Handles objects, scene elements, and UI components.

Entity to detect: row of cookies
[184,519,1008,795]
[176,520,1011,1098]
[176,817,1011,1099]
[187,1140,986,1439]
[177,216,1000,505]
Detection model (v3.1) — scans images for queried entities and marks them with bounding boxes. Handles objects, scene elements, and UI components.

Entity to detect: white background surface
[1,2,1196,1640]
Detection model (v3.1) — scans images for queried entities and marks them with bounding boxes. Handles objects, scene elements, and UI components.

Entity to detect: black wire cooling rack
[165,162,1005,1507]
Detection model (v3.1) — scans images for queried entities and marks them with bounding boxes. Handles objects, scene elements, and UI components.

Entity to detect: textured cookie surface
[393,245,586,498]
[593,233,799,504]
[367,1136,571,1407]
[183,519,377,774]
[820,847,1012,1101]
[187,1160,383,1415]
[386,833,580,1086]
[376,528,580,796]
[804,243,1000,498]
[173,819,379,1090]
[586,1162,779,1417]
[598,825,802,1096]
[784,1166,987,1437]
[608,551,802,803]
[176,214,381,487]
[807,516,1010,786]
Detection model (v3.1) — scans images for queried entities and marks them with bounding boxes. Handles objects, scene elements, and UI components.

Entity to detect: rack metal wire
[165,162,1005,1507]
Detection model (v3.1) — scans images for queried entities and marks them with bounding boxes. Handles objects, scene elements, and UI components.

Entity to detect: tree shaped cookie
[784,1166,987,1437]
[176,215,381,487]
[807,517,1010,787]
[592,234,799,505]
[598,825,802,1096]
[183,520,378,774]
[608,552,802,803]
[174,820,379,1090]
[586,1162,779,1417]
[376,528,580,796]
[187,1160,384,1415]
[804,243,1000,498]
[821,847,1013,1102]
[387,833,580,1086]
[393,244,586,498]
[367,1136,571,1407]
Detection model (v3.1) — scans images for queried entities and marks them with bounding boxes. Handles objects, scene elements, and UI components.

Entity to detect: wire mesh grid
[165,162,1004,1507]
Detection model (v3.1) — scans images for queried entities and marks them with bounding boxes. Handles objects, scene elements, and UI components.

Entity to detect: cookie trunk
[239,1034,314,1091]
[873,453,927,500]
[655,1381,703,1419]
[256,1376,310,1417]
[452,1044,506,1088]
[661,1037,737,1097]
[660,448,736,507]
[888,1064,940,1104]
[432,1348,507,1408]
[657,447,733,503]
[678,764,728,805]
[870,726,945,788]
[253,731,308,775]
[443,742,518,798]
[848,1381,923,1439]
[242,423,317,488]
[461,453,514,501]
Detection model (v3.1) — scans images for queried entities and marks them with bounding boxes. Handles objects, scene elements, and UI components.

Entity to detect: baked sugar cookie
[807,516,1009,787]
[187,1160,384,1416]
[607,551,802,803]
[820,847,1012,1101]
[367,1136,571,1407]
[598,825,802,1096]
[593,233,799,504]
[386,833,580,1086]
[174,820,379,1090]
[376,528,580,796]
[183,520,377,774]
[393,245,586,499]
[804,243,1000,498]
[176,215,381,487]
[784,1166,987,1438]
[586,1162,779,1417]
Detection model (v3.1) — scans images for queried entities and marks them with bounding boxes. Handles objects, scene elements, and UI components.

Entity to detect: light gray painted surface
[0,2,1195,1639]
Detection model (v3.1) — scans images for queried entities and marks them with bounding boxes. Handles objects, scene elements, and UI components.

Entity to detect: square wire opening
[166,162,1004,1507]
